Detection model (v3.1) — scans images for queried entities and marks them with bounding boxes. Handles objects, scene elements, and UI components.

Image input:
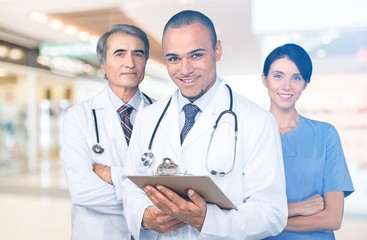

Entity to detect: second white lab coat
[61,86,152,240]
[122,78,288,239]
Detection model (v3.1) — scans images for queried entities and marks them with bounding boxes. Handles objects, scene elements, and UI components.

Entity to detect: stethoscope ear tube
[92,109,105,154]
[141,97,172,165]
[141,85,238,176]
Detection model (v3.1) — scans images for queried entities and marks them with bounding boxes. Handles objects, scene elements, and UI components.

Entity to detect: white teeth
[279,94,292,99]
[183,79,195,83]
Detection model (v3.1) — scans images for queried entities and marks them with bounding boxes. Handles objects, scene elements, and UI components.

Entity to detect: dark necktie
[180,104,200,144]
[117,104,133,145]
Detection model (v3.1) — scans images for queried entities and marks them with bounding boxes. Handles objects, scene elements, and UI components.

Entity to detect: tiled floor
[0,160,70,240]
[0,159,366,240]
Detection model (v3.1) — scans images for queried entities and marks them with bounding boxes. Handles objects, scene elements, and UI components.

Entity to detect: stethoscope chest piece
[141,151,154,166]
[92,144,104,154]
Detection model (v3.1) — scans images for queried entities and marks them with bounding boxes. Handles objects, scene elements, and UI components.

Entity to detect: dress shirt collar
[107,85,141,112]
[178,76,220,112]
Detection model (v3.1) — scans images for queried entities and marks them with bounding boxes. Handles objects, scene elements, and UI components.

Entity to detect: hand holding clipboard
[128,158,237,210]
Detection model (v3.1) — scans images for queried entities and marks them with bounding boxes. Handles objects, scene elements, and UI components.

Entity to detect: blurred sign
[49,56,85,75]
[39,41,96,58]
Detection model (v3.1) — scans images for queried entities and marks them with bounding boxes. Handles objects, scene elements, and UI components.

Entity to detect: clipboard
[128,175,237,210]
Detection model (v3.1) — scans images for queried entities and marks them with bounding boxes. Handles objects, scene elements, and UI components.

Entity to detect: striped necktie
[117,104,133,145]
[180,104,200,144]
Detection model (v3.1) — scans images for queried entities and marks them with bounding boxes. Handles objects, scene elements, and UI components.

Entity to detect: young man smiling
[121,10,287,239]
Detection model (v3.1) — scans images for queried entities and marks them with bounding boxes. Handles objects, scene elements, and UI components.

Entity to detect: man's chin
[182,91,204,102]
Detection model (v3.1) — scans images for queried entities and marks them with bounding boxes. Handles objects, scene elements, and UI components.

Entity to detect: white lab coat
[61,86,152,240]
[121,78,288,240]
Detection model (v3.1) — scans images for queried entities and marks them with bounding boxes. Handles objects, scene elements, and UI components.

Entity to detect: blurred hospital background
[0,0,366,239]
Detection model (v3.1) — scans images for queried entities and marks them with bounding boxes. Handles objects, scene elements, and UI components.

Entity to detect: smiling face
[262,57,308,113]
[101,32,147,99]
[162,22,222,102]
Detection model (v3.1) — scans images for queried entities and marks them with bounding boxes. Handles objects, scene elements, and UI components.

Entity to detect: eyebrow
[165,52,178,58]
[271,70,302,76]
[113,49,126,55]
[271,70,284,74]
[190,48,206,54]
[133,49,145,55]
[112,49,145,55]
[164,48,207,58]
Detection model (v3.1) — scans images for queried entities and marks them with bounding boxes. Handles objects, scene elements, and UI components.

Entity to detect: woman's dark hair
[262,43,313,83]
[162,10,217,49]
[96,24,150,65]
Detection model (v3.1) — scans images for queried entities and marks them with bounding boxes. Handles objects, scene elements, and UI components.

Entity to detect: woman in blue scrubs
[262,43,354,240]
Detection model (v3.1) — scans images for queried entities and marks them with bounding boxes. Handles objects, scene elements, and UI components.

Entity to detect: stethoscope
[141,84,238,176]
[92,93,153,154]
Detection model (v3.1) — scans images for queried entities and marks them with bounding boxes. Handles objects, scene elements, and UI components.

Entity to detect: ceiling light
[49,19,64,30]
[9,48,24,60]
[30,11,48,24]
[78,31,90,41]
[0,45,9,58]
[321,35,332,45]
[64,25,78,36]
[83,63,93,73]
[316,49,326,58]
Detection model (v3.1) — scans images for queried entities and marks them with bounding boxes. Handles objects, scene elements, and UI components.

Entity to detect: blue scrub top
[266,116,354,240]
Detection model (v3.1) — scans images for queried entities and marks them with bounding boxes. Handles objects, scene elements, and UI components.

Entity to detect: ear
[100,64,106,74]
[262,73,268,87]
[215,40,222,61]
[100,64,108,80]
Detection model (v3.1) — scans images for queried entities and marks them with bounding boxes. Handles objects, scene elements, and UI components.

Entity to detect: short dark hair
[262,43,313,83]
[96,24,150,65]
[162,10,217,49]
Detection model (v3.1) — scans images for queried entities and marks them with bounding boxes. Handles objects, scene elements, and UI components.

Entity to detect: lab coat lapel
[91,88,124,145]
[181,82,229,149]
[103,104,123,140]
[159,93,181,155]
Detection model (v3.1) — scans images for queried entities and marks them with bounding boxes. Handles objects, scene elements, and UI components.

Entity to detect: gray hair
[96,24,150,65]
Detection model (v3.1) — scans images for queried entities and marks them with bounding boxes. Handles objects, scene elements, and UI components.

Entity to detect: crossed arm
[93,164,112,184]
[286,191,344,231]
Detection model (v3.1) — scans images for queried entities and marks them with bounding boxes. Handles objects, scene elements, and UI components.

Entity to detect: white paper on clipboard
[128,175,237,210]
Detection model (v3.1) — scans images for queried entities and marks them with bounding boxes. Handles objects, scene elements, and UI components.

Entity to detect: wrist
[288,203,301,217]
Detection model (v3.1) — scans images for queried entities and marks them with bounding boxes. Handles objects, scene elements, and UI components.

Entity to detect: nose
[282,78,292,91]
[123,52,135,68]
[179,58,193,75]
